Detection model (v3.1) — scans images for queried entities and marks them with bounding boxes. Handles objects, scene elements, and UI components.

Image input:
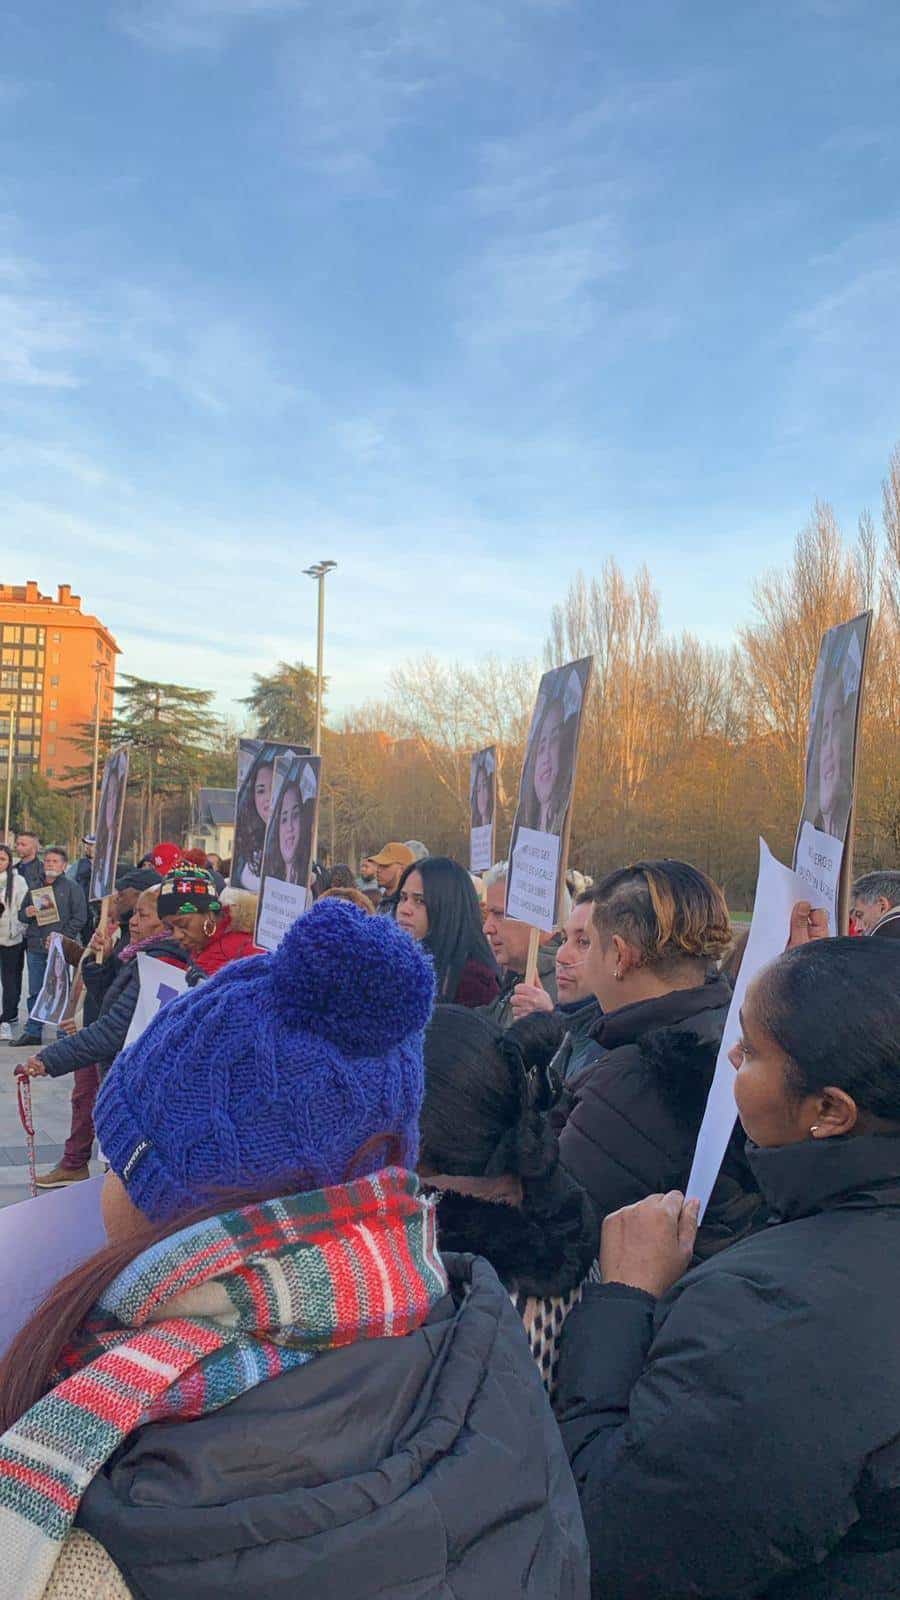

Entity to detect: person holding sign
[0,901,587,1600]
[557,860,758,1257]
[557,936,900,1600]
[13,847,86,1048]
[481,861,565,1029]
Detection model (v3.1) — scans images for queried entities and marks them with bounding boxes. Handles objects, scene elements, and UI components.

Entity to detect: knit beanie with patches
[95,900,436,1221]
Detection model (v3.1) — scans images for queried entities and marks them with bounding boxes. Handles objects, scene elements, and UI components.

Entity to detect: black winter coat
[77,1253,590,1599]
[19,873,87,952]
[558,977,762,1255]
[39,938,188,1078]
[557,1133,900,1600]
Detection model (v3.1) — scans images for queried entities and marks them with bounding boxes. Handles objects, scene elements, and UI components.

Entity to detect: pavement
[0,1021,103,1209]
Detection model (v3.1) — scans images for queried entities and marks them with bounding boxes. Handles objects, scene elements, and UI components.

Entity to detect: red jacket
[192,910,262,977]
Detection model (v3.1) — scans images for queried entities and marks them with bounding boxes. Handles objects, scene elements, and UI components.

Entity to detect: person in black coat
[558,936,900,1600]
[556,859,760,1256]
[23,887,188,1082]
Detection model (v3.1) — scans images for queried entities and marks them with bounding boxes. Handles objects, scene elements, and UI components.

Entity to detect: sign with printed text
[505,655,593,933]
[469,745,497,874]
[254,752,321,951]
[122,954,189,1050]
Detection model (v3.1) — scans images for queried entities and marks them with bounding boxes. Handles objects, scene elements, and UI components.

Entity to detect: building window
[47,742,55,756]
[46,767,54,778]
[50,675,59,686]
[52,652,60,665]
[23,627,37,644]
[51,631,61,644]
[0,670,16,691]
[2,625,21,643]
[49,698,58,711]
[48,719,57,732]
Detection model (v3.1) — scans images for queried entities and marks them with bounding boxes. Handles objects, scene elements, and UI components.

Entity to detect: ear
[810,1087,859,1140]
[612,934,641,975]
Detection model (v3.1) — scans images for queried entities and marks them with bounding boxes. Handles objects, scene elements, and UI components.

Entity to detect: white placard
[470,823,493,874]
[0,1176,106,1356]
[122,954,190,1050]
[793,819,842,941]
[687,839,828,1217]
[256,879,312,952]
[506,826,561,933]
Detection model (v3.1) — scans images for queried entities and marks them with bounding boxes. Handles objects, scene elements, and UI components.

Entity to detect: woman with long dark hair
[558,937,900,1600]
[261,766,316,889]
[395,855,499,1007]
[232,744,279,893]
[0,902,587,1599]
[0,842,27,1041]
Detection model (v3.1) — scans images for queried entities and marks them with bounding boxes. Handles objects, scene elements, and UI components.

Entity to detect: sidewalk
[0,1037,102,1209]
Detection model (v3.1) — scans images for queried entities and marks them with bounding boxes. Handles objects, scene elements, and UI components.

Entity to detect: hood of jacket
[77,1253,589,1600]
[748,1132,900,1224]
[190,910,261,977]
[434,1168,599,1298]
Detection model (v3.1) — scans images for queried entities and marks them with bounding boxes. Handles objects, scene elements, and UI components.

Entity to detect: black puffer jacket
[77,1253,590,1599]
[39,938,188,1078]
[558,1133,900,1599]
[558,977,762,1255]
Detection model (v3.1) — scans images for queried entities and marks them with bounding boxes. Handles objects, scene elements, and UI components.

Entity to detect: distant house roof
[196,788,236,827]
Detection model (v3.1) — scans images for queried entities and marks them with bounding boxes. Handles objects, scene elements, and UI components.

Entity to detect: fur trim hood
[434,1169,598,1298]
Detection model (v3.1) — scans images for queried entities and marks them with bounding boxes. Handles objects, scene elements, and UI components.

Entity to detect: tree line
[12,448,898,906]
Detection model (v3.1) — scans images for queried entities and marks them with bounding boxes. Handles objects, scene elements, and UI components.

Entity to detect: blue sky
[2,0,899,719]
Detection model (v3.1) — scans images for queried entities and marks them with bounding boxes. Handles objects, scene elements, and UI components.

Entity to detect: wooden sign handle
[98,894,112,937]
[524,925,541,987]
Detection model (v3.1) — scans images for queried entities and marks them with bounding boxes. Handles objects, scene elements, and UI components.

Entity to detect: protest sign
[231,738,311,893]
[123,953,190,1050]
[255,753,321,952]
[506,656,593,938]
[31,885,59,927]
[0,1176,106,1356]
[793,612,871,935]
[687,839,829,1217]
[29,932,71,1026]
[90,744,131,902]
[469,746,497,874]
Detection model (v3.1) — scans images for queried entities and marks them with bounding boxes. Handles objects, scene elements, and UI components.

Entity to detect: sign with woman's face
[469,746,497,873]
[506,655,593,933]
[255,753,321,952]
[29,933,70,1026]
[794,611,871,934]
[230,738,311,894]
[90,745,131,903]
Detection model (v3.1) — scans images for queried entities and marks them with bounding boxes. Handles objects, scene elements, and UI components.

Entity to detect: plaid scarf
[0,1167,446,1600]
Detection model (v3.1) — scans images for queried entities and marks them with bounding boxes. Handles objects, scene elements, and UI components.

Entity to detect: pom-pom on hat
[149,841,185,876]
[95,899,436,1222]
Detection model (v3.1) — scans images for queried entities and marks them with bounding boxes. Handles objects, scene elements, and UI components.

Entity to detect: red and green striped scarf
[0,1167,446,1600]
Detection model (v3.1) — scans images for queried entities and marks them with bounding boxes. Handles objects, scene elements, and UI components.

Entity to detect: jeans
[62,1064,99,1171]
[22,947,47,1038]
[0,944,25,1023]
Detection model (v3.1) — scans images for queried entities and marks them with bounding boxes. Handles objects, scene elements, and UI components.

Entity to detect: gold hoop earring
[810,1125,820,1137]
[202,916,216,938]
[614,968,624,982]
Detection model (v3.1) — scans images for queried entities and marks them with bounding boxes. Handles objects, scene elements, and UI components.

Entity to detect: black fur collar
[434,1172,598,1299]
[638,1028,720,1126]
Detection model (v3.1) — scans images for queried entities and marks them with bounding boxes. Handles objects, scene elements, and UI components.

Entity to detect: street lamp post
[303,561,337,758]
[2,700,14,845]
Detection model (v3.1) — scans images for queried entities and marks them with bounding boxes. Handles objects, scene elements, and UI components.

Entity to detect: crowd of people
[0,823,898,1598]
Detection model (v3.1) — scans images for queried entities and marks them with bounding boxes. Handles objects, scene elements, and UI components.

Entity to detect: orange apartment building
[0,582,119,790]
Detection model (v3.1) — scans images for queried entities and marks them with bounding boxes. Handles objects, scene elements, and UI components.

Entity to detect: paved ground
[0,1024,102,1209]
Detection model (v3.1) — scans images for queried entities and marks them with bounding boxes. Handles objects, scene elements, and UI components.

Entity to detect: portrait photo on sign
[255,754,321,952]
[469,746,497,875]
[506,655,593,932]
[90,745,130,901]
[30,933,70,1026]
[31,886,59,927]
[800,613,870,846]
[231,739,309,894]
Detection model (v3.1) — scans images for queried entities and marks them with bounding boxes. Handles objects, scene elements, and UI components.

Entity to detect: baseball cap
[369,842,416,869]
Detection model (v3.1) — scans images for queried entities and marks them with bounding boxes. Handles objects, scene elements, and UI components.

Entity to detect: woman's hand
[24,905,37,919]
[21,1055,47,1078]
[600,1191,700,1299]
[510,981,554,1020]
[787,900,830,948]
[58,1018,78,1036]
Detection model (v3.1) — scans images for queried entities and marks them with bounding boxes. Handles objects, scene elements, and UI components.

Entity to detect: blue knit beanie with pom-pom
[94,900,436,1221]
